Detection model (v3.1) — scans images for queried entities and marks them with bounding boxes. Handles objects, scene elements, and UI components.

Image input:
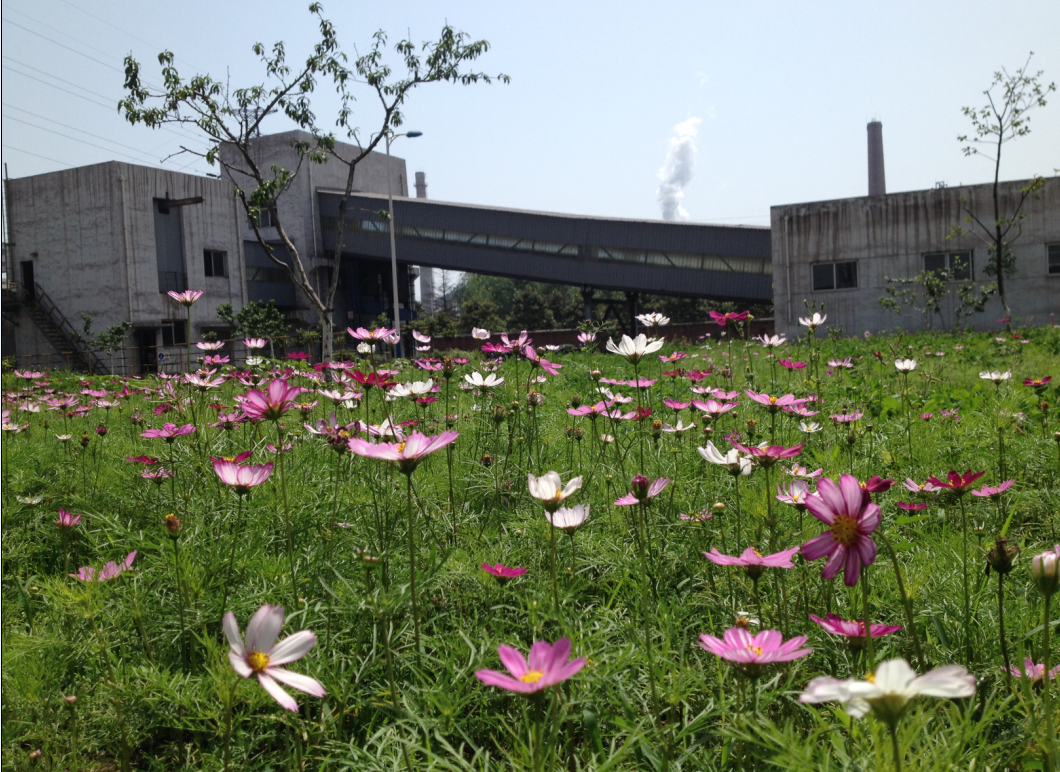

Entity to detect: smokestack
[415,171,427,199]
[413,172,435,313]
[867,121,886,196]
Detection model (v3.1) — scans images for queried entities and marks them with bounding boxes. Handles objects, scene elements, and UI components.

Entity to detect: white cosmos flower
[635,312,670,327]
[605,334,664,364]
[546,504,590,531]
[465,371,504,389]
[756,334,787,348]
[389,379,434,398]
[472,327,491,340]
[528,471,584,513]
[894,359,918,372]
[246,356,265,367]
[599,434,615,443]
[356,343,373,355]
[799,312,827,330]
[799,658,975,723]
[661,420,696,434]
[697,441,753,476]
[979,370,1011,383]
[799,421,822,433]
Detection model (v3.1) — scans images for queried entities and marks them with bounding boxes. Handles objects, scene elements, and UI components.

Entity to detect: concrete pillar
[867,121,886,196]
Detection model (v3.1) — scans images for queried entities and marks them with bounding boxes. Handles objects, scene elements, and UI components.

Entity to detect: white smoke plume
[656,117,702,221]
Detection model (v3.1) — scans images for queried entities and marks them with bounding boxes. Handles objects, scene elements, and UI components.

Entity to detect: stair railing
[24,282,109,374]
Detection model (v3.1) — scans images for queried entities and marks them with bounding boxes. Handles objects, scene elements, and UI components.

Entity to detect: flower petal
[497,645,529,679]
[801,532,837,562]
[223,612,245,656]
[257,672,300,712]
[246,604,284,653]
[842,546,863,586]
[266,666,327,698]
[476,668,534,693]
[228,651,253,677]
[911,664,977,699]
[268,630,317,665]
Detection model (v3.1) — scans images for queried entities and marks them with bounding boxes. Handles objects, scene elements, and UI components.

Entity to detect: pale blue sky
[3,0,1058,228]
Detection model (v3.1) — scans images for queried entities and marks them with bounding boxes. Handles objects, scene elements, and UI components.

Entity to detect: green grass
[2,323,1059,771]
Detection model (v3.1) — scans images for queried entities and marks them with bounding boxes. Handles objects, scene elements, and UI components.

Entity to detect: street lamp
[385,129,422,359]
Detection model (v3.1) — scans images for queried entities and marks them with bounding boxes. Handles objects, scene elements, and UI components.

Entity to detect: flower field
[3,316,1060,771]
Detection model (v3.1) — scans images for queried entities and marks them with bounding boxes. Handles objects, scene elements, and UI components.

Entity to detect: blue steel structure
[317,191,773,327]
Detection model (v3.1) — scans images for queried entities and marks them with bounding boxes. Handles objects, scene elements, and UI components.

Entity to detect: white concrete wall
[772,178,1060,337]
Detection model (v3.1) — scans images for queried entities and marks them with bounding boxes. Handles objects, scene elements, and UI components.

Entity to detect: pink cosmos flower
[903,478,941,494]
[56,509,82,530]
[810,613,902,642]
[224,604,326,712]
[778,359,807,370]
[663,398,691,410]
[704,546,800,578]
[927,469,986,494]
[1023,376,1053,389]
[576,332,596,345]
[614,475,670,506]
[697,627,812,678]
[1007,658,1060,681]
[481,564,528,583]
[971,480,1015,499]
[732,441,805,467]
[167,289,203,307]
[709,310,749,327]
[830,411,864,423]
[141,467,174,484]
[776,480,815,508]
[693,399,738,419]
[744,391,807,413]
[786,464,823,480]
[347,430,459,475]
[475,638,586,694]
[125,455,159,465]
[244,338,266,349]
[501,331,531,350]
[802,474,881,586]
[70,551,137,582]
[212,458,274,494]
[522,346,562,375]
[347,326,396,341]
[197,341,225,351]
[241,379,303,421]
[210,411,246,430]
[897,501,928,511]
[862,475,895,493]
[140,423,196,442]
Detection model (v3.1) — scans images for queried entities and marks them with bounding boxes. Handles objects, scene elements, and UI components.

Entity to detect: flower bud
[985,538,1018,576]
[481,453,493,467]
[64,695,77,705]
[493,405,506,424]
[442,356,455,377]
[95,425,108,437]
[1031,546,1060,596]
[164,513,183,538]
[565,425,574,439]
[570,394,582,408]
[80,433,91,448]
[631,474,651,501]
[589,370,602,381]
[573,427,584,441]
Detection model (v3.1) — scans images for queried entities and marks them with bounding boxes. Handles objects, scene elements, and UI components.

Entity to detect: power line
[2,114,173,166]
[1,143,75,169]
[1,17,124,74]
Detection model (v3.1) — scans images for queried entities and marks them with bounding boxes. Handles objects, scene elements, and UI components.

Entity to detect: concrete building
[771,177,1060,338]
[2,131,408,372]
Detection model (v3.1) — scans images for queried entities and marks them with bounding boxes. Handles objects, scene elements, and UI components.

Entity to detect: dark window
[246,266,291,283]
[160,320,187,347]
[250,208,273,228]
[812,263,835,291]
[812,261,857,291]
[923,251,972,280]
[154,199,186,293]
[1049,244,1060,275]
[204,249,228,278]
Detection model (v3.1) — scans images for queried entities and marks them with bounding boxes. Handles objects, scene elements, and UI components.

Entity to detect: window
[160,320,187,347]
[204,249,228,277]
[1049,244,1060,275]
[923,251,972,280]
[812,261,858,291]
[246,266,291,283]
[250,208,272,228]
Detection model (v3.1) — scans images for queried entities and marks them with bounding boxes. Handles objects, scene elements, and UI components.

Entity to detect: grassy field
[2,320,1059,771]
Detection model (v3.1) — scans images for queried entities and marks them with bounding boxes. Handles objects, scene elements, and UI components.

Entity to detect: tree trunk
[321,315,334,363]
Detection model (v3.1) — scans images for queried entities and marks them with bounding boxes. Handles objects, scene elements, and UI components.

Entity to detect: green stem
[1044,593,1058,766]
[406,475,422,666]
[959,496,971,666]
[890,724,902,772]
[878,530,925,669]
[549,515,561,617]
[861,566,875,668]
[636,501,660,722]
[172,538,189,671]
[223,681,235,772]
[276,423,297,607]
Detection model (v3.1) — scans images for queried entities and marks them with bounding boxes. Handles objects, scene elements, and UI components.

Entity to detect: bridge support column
[581,286,595,322]
[625,291,640,337]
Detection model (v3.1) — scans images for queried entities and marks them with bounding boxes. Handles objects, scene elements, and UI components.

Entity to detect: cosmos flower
[809,613,902,643]
[635,312,670,327]
[140,423,196,442]
[244,338,266,349]
[776,479,814,508]
[704,546,800,578]
[347,327,396,341]
[347,430,459,475]
[212,458,274,494]
[224,605,326,712]
[894,359,917,372]
[710,310,749,327]
[1030,545,1060,597]
[971,480,1015,499]
[465,372,504,389]
[731,441,805,467]
[799,658,975,722]
[480,564,528,583]
[196,341,225,351]
[472,328,491,340]
[70,551,137,582]
[798,312,826,331]
[167,290,203,307]
[802,474,880,587]
[56,509,82,530]
[698,441,753,476]
[522,346,562,375]
[576,331,596,345]
[241,379,303,421]
[756,334,787,348]
[605,334,664,364]
[527,471,584,512]
[614,475,670,505]
[475,638,586,694]
[744,391,807,413]
[546,504,590,531]
[926,469,986,494]
[698,627,812,679]
[1007,658,1060,681]
[979,370,1012,383]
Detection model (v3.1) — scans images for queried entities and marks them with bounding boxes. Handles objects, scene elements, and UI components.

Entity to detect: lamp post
[385,129,422,359]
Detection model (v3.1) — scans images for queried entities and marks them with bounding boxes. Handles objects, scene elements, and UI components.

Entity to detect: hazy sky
[3,0,1058,229]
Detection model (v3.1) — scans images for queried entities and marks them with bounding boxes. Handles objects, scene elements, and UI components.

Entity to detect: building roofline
[770,176,1051,210]
[315,188,771,232]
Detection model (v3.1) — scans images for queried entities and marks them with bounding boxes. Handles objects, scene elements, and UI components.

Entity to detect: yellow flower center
[247,651,270,672]
[519,670,545,684]
[768,396,778,404]
[865,671,876,683]
[830,515,859,547]
[397,442,407,454]
[338,430,349,438]
[753,549,763,557]
[223,456,236,462]
[746,645,763,656]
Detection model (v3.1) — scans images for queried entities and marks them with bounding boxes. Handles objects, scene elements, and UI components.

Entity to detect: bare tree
[950,53,1055,318]
[121,4,507,361]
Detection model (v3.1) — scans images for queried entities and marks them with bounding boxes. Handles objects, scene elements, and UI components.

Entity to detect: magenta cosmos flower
[802,474,881,586]
[224,605,326,712]
[241,379,303,421]
[744,391,807,413]
[614,474,670,505]
[732,441,805,467]
[1008,658,1060,681]
[810,613,902,647]
[704,546,800,579]
[56,509,82,530]
[709,310,749,326]
[347,430,459,475]
[927,469,986,495]
[167,289,203,307]
[475,637,586,694]
[140,423,196,442]
[481,563,528,583]
[697,627,812,678]
[70,551,137,582]
[213,458,274,494]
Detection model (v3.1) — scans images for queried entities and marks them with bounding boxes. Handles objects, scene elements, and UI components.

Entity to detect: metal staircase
[17,282,108,373]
